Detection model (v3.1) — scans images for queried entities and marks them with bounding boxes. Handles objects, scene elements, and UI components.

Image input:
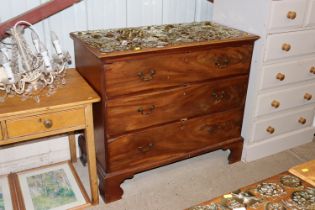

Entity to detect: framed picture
[14,162,90,210]
[0,174,17,210]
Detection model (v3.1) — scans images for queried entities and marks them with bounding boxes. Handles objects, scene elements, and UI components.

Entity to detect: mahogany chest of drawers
[71,22,258,203]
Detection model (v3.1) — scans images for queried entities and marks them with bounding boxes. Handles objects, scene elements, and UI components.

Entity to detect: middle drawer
[106,75,248,136]
[256,82,315,117]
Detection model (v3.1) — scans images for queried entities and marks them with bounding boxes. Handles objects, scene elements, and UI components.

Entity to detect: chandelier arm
[12,81,25,95]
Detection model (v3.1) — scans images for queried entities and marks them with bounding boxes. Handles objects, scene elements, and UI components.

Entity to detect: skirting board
[0,134,81,175]
[242,127,315,162]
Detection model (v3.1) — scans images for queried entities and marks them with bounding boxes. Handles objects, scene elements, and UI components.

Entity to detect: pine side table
[0,69,100,205]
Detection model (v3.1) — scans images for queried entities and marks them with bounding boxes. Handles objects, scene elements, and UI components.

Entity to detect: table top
[290,159,315,187]
[0,69,100,118]
[187,171,315,210]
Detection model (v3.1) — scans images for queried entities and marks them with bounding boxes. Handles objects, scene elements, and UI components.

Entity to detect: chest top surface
[71,21,258,59]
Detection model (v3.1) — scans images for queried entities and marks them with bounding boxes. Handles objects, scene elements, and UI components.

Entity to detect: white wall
[0,0,213,66]
[0,0,213,174]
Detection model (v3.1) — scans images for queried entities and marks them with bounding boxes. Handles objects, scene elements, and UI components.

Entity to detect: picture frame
[0,174,18,210]
[13,161,90,210]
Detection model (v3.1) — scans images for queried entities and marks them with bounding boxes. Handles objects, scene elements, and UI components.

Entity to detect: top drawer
[265,29,315,62]
[104,44,253,97]
[268,0,308,31]
[256,82,315,117]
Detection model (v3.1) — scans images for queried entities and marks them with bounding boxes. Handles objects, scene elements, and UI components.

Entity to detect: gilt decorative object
[0,21,71,103]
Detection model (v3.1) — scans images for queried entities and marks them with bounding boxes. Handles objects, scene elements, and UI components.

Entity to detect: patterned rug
[187,172,315,210]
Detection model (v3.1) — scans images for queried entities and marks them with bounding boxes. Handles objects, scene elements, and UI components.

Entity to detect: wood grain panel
[108,109,243,172]
[107,75,248,136]
[105,45,253,97]
[6,108,85,138]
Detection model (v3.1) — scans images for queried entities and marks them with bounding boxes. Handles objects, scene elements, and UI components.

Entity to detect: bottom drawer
[108,109,243,172]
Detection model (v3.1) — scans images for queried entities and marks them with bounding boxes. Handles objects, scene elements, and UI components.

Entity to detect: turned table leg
[68,132,77,163]
[84,104,99,205]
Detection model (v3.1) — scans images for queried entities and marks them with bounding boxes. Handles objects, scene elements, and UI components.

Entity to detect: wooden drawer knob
[304,93,312,101]
[276,73,285,81]
[282,43,291,52]
[43,119,53,129]
[287,11,297,20]
[298,117,307,125]
[271,100,280,108]
[310,67,315,74]
[266,126,275,134]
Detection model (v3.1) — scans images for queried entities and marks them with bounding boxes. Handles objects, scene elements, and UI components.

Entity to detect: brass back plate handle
[137,105,156,115]
[138,142,154,153]
[214,56,230,69]
[137,69,156,81]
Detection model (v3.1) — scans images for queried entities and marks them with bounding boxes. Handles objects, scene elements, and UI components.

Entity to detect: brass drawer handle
[211,90,225,101]
[137,69,156,81]
[266,126,275,134]
[298,117,307,125]
[304,93,312,101]
[138,142,154,153]
[310,67,315,74]
[214,56,230,69]
[43,119,53,129]
[271,100,280,108]
[282,43,291,52]
[137,105,155,115]
[276,73,285,81]
[287,11,297,20]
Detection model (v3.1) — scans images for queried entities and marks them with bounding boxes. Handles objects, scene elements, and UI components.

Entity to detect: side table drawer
[256,83,315,116]
[253,107,314,142]
[260,57,315,90]
[6,108,85,138]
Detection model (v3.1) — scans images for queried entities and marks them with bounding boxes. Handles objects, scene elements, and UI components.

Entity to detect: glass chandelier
[0,20,71,103]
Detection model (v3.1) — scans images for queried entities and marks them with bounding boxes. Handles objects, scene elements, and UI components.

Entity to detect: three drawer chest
[213,0,315,162]
[71,22,258,203]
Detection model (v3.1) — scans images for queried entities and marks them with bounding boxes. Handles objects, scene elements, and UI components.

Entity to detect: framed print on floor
[0,174,17,210]
[14,162,90,210]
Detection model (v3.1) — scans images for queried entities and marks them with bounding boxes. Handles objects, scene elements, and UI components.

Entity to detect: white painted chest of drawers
[213,0,315,161]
